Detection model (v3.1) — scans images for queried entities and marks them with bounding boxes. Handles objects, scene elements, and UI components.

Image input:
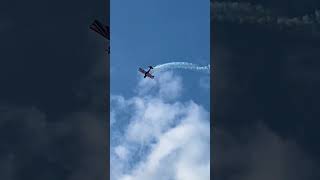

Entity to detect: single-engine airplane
[90,19,110,54]
[138,66,154,79]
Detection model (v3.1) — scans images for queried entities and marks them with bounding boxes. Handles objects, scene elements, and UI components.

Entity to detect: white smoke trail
[211,1,320,28]
[152,62,211,74]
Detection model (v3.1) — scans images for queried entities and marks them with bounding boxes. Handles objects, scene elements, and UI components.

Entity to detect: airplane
[90,19,110,54]
[138,66,154,79]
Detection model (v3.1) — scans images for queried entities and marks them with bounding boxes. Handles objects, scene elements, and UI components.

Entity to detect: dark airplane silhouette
[138,66,154,79]
[90,19,110,54]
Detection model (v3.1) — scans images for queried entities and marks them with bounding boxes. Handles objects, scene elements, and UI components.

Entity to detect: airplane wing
[90,20,110,40]
[145,73,154,79]
[138,68,147,74]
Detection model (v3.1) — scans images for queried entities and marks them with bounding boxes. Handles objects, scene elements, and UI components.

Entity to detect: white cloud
[157,71,183,100]
[115,145,129,160]
[111,72,210,180]
[136,71,183,100]
[125,98,184,144]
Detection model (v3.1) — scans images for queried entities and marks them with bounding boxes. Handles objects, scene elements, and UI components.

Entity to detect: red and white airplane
[138,66,154,79]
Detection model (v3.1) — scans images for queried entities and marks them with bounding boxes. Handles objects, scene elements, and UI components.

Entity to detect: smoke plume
[152,62,211,74]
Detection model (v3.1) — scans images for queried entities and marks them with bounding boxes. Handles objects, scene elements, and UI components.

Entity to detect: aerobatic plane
[138,66,154,79]
[90,19,110,54]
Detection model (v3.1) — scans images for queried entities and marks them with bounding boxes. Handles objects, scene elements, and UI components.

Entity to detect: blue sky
[110,0,210,179]
[111,0,209,104]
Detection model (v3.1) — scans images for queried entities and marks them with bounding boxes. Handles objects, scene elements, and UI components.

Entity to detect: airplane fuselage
[144,68,152,78]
